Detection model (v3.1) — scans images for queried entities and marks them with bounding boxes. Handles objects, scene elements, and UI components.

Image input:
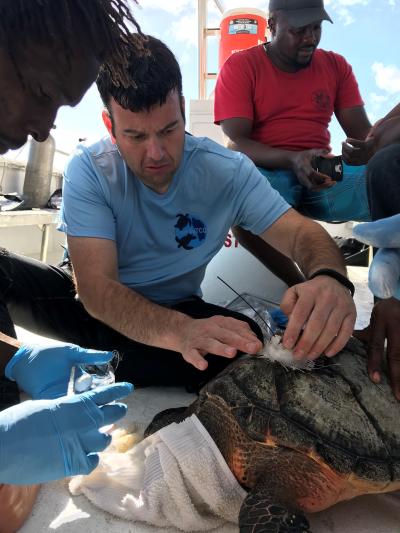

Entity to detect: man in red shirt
[214,0,372,285]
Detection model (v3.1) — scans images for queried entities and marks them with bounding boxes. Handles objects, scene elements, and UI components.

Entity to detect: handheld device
[312,155,343,181]
[70,350,121,433]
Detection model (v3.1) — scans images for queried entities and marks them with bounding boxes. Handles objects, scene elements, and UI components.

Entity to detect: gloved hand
[5,343,116,400]
[353,214,400,299]
[0,382,133,484]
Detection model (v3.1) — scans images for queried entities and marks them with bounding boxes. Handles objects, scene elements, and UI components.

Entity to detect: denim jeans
[367,143,400,221]
[258,162,371,222]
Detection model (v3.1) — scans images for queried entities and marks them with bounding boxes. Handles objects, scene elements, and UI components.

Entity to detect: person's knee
[0,250,17,331]
[0,247,13,262]
[0,248,15,292]
[257,167,302,207]
[367,143,400,218]
[368,143,400,182]
[0,483,40,533]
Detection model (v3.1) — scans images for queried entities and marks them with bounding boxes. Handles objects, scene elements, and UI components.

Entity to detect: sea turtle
[146,337,400,532]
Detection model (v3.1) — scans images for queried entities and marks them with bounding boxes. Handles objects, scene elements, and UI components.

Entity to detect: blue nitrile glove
[0,382,133,485]
[5,343,116,400]
[270,308,289,329]
[353,214,400,299]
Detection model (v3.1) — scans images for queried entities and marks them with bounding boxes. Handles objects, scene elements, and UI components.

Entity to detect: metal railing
[198,0,225,99]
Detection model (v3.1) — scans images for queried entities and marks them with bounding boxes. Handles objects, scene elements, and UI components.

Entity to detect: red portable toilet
[218,8,268,70]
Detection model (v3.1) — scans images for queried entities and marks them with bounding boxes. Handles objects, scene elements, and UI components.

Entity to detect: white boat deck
[19,385,400,533]
[16,266,400,533]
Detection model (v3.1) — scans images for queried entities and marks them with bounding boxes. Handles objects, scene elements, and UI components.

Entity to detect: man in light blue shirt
[0,36,356,392]
[61,134,289,306]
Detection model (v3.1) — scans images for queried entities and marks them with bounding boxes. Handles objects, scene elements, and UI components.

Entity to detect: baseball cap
[269,0,333,27]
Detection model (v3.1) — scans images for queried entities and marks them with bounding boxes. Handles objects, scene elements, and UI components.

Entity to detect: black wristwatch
[309,269,355,297]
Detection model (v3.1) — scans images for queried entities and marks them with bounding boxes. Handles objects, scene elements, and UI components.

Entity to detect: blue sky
[6,0,400,168]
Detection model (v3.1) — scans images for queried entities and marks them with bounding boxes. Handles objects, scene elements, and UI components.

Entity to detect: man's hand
[280,276,356,360]
[354,298,400,400]
[177,316,263,370]
[344,114,400,166]
[290,149,335,190]
[5,343,116,400]
[342,137,375,166]
[353,216,400,399]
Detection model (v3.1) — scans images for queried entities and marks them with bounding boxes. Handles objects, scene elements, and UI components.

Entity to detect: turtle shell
[193,337,400,486]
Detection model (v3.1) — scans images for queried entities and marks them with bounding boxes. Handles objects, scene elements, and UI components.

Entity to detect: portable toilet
[218,8,268,70]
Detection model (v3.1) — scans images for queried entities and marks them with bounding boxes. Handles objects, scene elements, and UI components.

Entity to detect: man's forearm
[291,220,347,279]
[78,278,191,352]
[0,333,21,374]
[262,210,347,280]
[225,135,295,170]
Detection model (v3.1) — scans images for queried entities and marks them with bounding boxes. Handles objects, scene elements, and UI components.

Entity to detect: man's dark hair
[0,0,144,87]
[97,35,183,113]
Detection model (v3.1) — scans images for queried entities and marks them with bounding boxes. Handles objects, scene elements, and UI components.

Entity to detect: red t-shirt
[214,45,364,152]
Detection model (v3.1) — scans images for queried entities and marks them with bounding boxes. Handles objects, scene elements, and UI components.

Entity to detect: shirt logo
[175,213,207,250]
[312,90,331,111]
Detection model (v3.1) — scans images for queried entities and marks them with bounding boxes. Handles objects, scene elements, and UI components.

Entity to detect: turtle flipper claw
[239,488,311,533]
[144,406,188,437]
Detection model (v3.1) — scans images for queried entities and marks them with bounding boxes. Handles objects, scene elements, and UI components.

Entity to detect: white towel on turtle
[69,414,246,531]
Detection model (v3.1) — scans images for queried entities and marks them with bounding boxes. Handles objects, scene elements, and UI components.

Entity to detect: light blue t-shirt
[59,134,290,304]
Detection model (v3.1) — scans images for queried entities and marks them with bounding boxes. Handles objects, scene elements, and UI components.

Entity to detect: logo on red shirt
[312,90,331,112]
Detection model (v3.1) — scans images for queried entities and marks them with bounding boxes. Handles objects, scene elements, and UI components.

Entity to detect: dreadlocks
[0,0,146,87]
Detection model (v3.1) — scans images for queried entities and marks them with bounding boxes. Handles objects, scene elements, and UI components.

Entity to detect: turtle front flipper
[239,480,311,533]
[144,406,189,437]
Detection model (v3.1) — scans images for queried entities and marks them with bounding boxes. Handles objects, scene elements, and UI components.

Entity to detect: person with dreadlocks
[0,0,143,529]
